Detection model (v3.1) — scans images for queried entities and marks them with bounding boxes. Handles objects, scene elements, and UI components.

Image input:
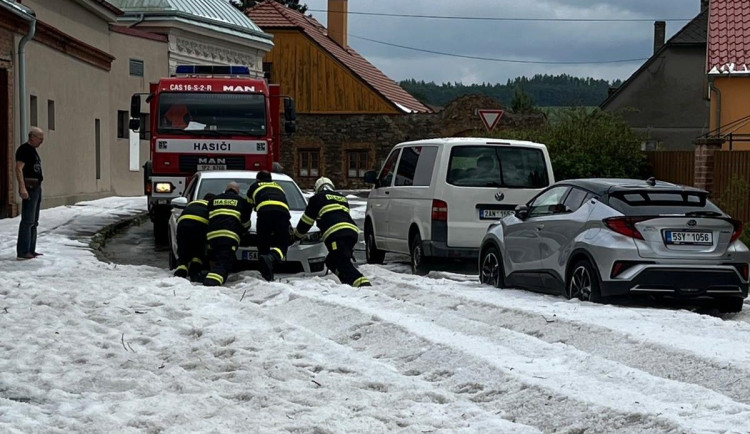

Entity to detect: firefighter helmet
[314,177,334,193]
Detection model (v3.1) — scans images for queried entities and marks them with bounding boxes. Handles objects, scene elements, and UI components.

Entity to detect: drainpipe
[708,76,722,136]
[128,13,145,28]
[19,18,37,139]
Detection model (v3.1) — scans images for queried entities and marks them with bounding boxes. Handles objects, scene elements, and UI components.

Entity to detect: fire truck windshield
[158,92,267,136]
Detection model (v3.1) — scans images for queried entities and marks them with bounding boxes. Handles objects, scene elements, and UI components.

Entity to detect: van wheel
[410,232,430,276]
[365,222,385,264]
[567,259,602,302]
[168,231,177,270]
[479,245,504,288]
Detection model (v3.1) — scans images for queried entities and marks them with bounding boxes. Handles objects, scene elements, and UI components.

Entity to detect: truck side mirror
[130,94,141,119]
[129,118,141,131]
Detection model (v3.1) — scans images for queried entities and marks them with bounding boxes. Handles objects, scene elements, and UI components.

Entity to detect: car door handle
[536,224,544,231]
[385,190,390,195]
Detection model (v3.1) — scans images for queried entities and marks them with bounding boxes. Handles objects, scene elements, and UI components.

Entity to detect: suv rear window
[608,190,722,216]
[446,145,549,188]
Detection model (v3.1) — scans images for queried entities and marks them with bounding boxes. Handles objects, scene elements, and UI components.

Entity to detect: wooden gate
[644,151,695,187]
[713,151,750,223]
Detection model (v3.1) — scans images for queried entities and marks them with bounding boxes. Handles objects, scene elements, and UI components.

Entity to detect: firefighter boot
[174,265,188,279]
[259,254,275,282]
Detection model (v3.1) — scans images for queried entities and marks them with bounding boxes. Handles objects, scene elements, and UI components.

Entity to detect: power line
[308,9,692,23]
[350,34,648,65]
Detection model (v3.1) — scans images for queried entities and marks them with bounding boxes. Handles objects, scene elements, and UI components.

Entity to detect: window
[562,187,588,212]
[129,59,144,77]
[117,110,129,139]
[298,149,320,178]
[394,146,438,187]
[529,186,569,218]
[95,119,101,180]
[139,114,151,140]
[376,149,400,188]
[263,62,273,82]
[158,93,266,135]
[347,150,369,179]
[47,100,55,130]
[30,95,37,127]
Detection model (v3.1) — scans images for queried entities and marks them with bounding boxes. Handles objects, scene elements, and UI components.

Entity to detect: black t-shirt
[15,142,43,182]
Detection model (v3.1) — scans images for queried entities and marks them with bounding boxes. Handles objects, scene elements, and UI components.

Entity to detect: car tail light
[610,261,651,278]
[730,219,744,243]
[603,217,650,240]
[432,199,448,222]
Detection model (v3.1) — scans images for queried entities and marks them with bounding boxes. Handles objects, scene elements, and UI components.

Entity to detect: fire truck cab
[129,65,296,243]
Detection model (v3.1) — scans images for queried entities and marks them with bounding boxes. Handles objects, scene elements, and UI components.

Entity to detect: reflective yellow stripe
[190,257,203,265]
[294,228,305,237]
[322,222,359,240]
[318,204,349,219]
[332,241,337,250]
[176,264,188,272]
[205,273,224,285]
[353,277,370,287]
[256,200,289,211]
[301,213,315,225]
[242,219,251,229]
[178,214,208,224]
[252,183,284,203]
[209,209,241,220]
[271,247,284,261]
[207,230,240,243]
[189,200,208,206]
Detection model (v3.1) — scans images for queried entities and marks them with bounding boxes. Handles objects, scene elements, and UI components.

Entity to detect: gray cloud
[287,0,702,84]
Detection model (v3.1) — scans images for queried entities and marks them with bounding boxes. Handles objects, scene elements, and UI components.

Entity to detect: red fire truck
[129,65,296,243]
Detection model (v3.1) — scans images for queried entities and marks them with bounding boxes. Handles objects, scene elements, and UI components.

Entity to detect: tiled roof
[247,1,431,114]
[708,0,750,74]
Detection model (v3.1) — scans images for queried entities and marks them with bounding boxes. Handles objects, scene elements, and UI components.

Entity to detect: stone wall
[280,94,544,189]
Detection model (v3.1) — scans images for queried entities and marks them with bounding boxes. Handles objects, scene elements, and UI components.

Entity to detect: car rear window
[446,145,549,188]
[198,178,307,211]
[607,190,723,216]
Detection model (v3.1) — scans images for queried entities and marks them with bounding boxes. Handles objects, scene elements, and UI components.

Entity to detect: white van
[363,137,555,274]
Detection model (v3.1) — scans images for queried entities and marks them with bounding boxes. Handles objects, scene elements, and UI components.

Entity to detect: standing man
[15,127,44,260]
[293,177,371,288]
[174,193,215,281]
[246,171,291,282]
[204,183,251,287]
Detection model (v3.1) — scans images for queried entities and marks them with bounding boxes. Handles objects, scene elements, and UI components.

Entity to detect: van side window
[377,149,400,188]
[394,146,438,187]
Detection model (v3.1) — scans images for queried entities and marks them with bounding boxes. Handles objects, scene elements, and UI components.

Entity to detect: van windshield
[446,146,549,188]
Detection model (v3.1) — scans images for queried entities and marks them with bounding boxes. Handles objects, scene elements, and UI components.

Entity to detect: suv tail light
[730,219,744,243]
[432,199,448,222]
[603,217,650,240]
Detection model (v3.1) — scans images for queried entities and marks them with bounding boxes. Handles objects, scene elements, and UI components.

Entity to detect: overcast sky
[294,0,704,85]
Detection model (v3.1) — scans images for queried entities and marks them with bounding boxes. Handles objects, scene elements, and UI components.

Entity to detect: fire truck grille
[179,156,247,172]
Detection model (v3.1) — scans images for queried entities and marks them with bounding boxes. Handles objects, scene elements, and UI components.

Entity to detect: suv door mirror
[514,204,529,220]
[550,203,569,214]
[363,170,377,184]
[171,197,188,209]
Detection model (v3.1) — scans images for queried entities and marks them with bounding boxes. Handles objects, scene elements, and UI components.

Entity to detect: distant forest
[399,74,624,108]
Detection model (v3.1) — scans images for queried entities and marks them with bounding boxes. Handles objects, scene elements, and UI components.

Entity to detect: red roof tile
[247,2,431,113]
[708,0,750,74]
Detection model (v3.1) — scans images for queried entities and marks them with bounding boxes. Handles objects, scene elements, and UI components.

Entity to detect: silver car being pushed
[479,178,749,313]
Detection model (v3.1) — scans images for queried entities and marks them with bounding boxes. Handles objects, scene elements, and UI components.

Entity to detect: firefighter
[293,177,371,288]
[246,170,291,282]
[204,182,251,287]
[174,192,215,281]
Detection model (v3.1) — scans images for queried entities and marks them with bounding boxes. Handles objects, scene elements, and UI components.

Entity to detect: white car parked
[363,137,555,274]
[168,170,328,274]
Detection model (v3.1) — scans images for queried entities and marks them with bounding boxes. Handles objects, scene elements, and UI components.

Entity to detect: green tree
[510,86,535,113]
[231,0,308,13]
[498,108,647,180]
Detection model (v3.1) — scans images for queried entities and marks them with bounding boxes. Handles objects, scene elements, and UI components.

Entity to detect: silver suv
[479,178,749,312]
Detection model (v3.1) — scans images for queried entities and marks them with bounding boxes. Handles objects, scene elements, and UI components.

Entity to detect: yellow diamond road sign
[478,109,504,132]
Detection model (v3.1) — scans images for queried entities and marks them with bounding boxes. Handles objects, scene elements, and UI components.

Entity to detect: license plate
[665,231,713,245]
[197,164,227,171]
[480,209,513,219]
[242,250,258,260]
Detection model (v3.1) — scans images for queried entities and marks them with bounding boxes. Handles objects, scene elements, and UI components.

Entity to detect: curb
[90,212,150,251]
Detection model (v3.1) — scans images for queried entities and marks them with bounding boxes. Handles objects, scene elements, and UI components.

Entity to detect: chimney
[653,21,666,54]
[328,0,348,47]
[701,0,709,12]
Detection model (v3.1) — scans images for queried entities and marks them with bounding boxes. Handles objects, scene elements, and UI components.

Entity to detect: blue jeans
[17,186,42,257]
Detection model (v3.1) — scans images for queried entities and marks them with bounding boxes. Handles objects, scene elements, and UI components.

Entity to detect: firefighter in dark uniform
[204,182,251,287]
[293,177,371,288]
[174,192,215,281]
[246,171,291,282]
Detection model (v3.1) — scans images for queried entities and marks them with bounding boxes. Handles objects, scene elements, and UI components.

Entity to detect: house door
[0,68,8,218]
